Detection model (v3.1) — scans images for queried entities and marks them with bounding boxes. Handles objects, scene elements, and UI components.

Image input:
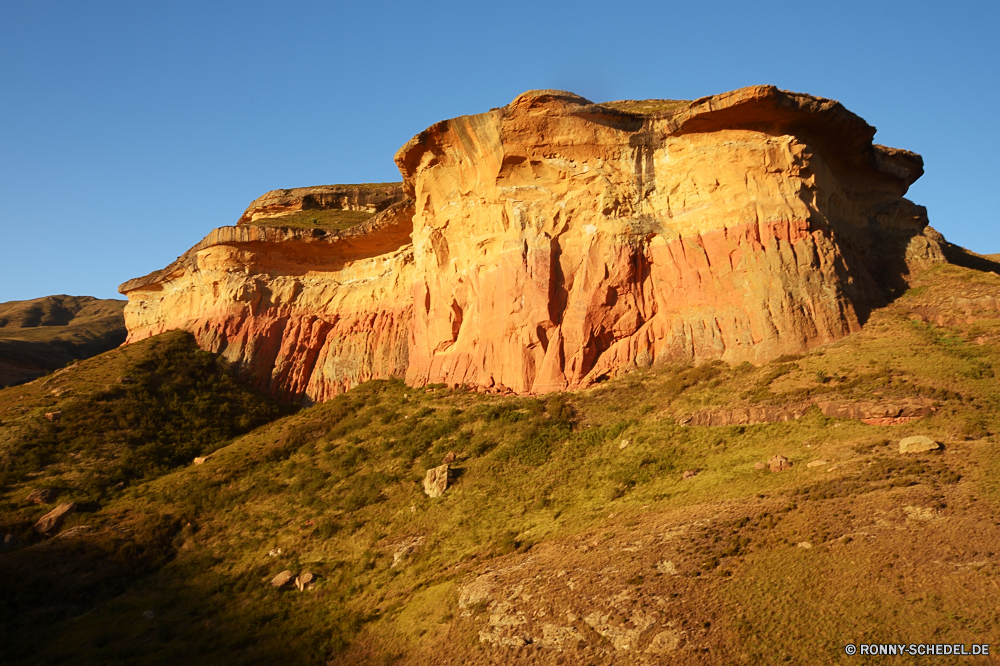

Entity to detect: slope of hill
[0,295,128,387]
[2,261,998,664]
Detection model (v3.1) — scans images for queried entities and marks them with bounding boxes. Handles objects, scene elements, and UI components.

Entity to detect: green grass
[245,207,376,231]
[2,262,1000,664]
[275,182,402,194]
[0,330,292,546]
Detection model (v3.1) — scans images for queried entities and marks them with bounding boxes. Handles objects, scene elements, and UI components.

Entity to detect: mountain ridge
[0,295,127,387]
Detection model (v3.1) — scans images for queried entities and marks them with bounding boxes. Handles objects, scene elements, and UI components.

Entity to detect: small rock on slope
[33,502,76,534]
[423,464,450,498]
[899,436,941,454]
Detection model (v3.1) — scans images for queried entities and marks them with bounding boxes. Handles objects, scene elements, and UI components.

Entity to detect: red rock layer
[394,86,943,393]
[121,204,414,402]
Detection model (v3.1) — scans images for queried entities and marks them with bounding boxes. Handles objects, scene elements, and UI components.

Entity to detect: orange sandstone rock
[120,202,414,402]
[395,86,942,393]
[121,86,945,402]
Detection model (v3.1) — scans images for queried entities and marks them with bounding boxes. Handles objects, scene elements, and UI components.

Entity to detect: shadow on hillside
[0,531,141,661]
[0,519,365,665]
[940,241,1000,274]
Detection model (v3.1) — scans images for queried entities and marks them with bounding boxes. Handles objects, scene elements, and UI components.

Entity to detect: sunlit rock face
[394,86,942,393]
[121,86,943,401]
[119,203,415,403]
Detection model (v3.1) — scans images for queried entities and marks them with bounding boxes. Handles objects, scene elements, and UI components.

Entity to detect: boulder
[271,570,294,588]
[44,411,61,422]
[753,461,766,470]
[295,571,314,591]
[681,470,699,480]
[899,436,941,454]
[33,502,76,534]
[25,488,58,504]
[768,455,793,473]
[391,536,426,568]
[656,560,679,575]
[645,629,683,654]
[423,464,450,498]
[443,451,456,464]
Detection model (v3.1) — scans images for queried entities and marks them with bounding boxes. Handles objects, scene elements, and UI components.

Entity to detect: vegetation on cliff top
[246,207,377,231]
[600,98,691,116]
[2,263,1000,664]
[0,295,127,387]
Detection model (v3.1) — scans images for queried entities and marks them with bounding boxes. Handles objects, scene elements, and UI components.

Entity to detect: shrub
[0,331,291,499]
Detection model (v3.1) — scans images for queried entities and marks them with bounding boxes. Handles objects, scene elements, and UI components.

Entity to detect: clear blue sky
[2,0,998,303]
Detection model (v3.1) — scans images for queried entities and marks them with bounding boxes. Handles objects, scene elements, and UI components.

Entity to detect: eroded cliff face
[120,202,414,401]
[121,85,944,402]
[395,86,943,393]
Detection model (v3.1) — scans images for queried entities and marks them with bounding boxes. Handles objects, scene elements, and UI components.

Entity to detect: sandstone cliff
[120,85,945,402]
[119,202,414,402]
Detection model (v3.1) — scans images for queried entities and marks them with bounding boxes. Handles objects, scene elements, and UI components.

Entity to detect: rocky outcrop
[899,436,941,454]
[33,502,76,535]
[25,488,58,504]
[397,86,942,393]
[120,202,415,401]
[121,86,945,402]
[768,455,793,472]
[237,183,405,225]
[423,464,450,498]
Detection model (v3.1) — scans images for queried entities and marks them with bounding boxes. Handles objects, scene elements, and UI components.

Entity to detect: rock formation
[423,464,450,498]
[237,183,405,225]
[120,85,945,402]
[899,435,941,454]
[33,502,76,535]
[119,204,414,402]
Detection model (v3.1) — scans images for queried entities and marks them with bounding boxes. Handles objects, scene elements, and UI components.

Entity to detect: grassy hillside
[2,263,1000,664]
[0,295,128,387]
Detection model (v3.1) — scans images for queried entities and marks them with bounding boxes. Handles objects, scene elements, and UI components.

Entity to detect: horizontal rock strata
[121,202,414,401]
[122,86,945,402]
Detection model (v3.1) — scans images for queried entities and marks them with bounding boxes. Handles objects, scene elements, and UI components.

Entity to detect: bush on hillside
[0,331,292,497]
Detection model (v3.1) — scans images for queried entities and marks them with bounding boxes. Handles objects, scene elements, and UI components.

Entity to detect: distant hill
[0,295,127,386]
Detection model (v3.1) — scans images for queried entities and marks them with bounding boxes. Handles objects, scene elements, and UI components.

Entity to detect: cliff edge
[120,85,946,402]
